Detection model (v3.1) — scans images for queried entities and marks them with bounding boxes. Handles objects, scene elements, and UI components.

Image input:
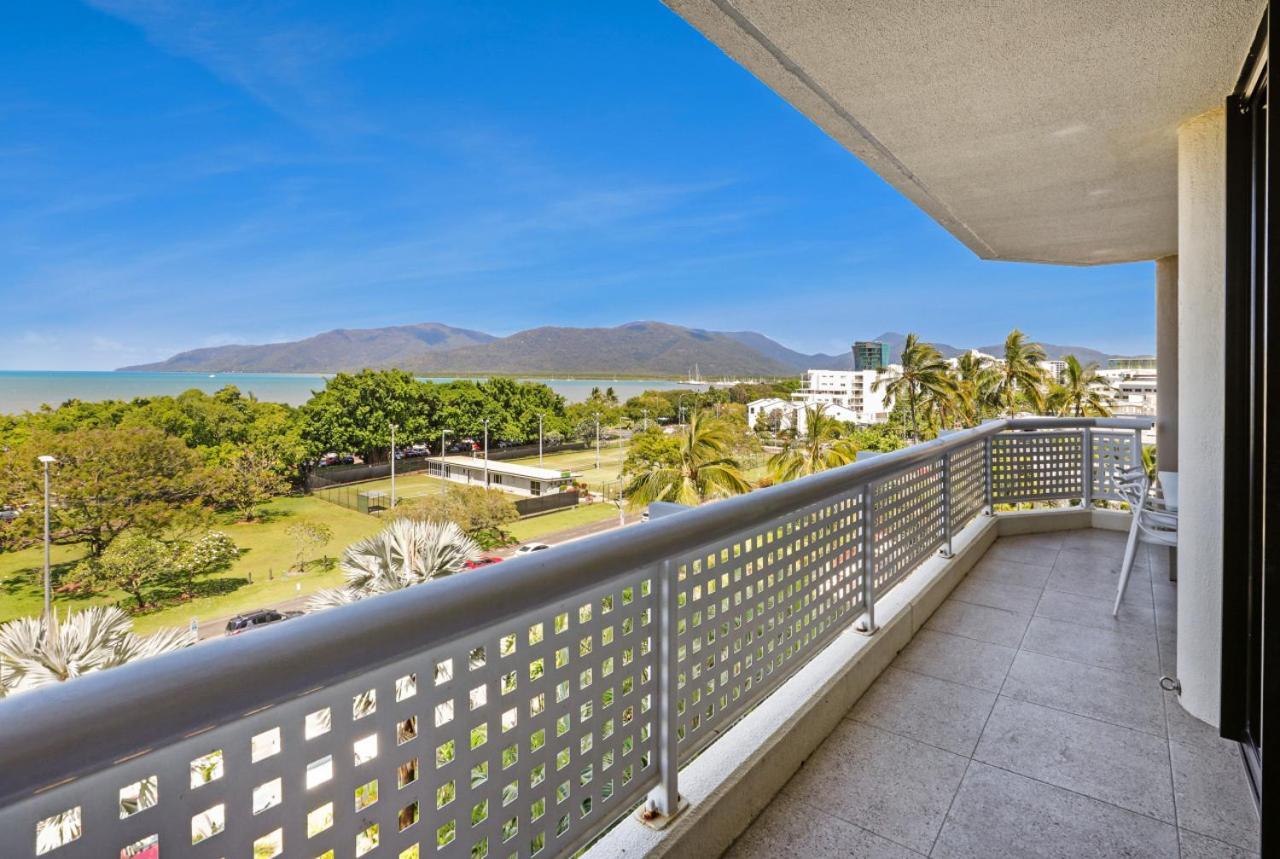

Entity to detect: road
[198,508,642,641]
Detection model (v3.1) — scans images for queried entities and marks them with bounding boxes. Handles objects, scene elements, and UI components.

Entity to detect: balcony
[0,418,1257,859]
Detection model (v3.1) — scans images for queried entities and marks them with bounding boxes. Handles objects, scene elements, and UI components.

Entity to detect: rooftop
[438,455,578,480]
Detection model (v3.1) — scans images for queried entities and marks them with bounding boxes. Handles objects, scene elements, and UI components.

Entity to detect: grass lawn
[506,503,619,542]
[510,445,628,493]
[0,495,381,634]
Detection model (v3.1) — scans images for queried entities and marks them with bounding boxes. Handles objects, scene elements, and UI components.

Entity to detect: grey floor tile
[1157,627,1177,677]
[965,557,1053,590]
[1178,829,1259,858]
[890,629,1016,693]
[951,576,1043,614]
[932,761,1179,859]
[1001,650,1166,736]
[1061,528,1133,554]
[1170,739,1260,851]
[985,537,1061,566]
[721,791,922,859]
[1055,543,1151,577]
[1020,615,1160,675]
[924,599,1031,648]
[783,720,967,854]
[1035,586,1155,631]
[849,667,996,756]
[974,697,1175,822]
[1163,695,1224,751]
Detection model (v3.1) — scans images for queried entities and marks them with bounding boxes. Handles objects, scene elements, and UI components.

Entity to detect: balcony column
[1156,255,1178,580]
[1175,108,1225,725]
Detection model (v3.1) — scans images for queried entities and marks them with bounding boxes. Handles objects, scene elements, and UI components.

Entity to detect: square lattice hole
[119,834,157,859]
[305,707,331,739]
[189,750,223,788]
[191,803,224,845]
[252,726,282,762]
[353,688,376,719]
[306,755,334,789]
[355,778,379,811]
[118,775,157,819]
[35,806,80,855]
[254,828,283,858]
[396,673,417,701]
[398,715,418,745]
[354,733,378,766]
[253,777,283,814]
[308,802,334,837]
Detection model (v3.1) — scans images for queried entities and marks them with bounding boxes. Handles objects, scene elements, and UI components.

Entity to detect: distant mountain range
[121,322,1128,377]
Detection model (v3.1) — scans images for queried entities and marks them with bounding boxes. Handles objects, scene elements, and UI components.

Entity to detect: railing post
[940,452,954,558]
[983,435,994,515]
[1131,428,1143,473]
[640,558,685,826]
[1081,427,1093,508]
[856,484,879,634]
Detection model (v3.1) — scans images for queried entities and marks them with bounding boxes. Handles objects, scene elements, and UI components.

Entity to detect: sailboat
[678,364,704,386]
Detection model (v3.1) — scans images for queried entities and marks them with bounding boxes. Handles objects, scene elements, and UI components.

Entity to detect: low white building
[748,398,861,436]
[426,456,578,497]
[788,368,892,424]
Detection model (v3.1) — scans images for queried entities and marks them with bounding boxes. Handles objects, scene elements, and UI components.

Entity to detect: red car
[464,557,503,569]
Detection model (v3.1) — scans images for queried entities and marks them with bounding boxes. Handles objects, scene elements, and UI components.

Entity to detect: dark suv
[225,608,302,636]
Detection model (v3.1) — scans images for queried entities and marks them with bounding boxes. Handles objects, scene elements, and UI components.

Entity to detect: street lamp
[538,413,544,466]
[642,408,649,431]
[483,417,490,487]
[678,395,685,426]
[439,429,452,494]
[389,422,397,509]
[594,414,601,471]
[37,455,56,619]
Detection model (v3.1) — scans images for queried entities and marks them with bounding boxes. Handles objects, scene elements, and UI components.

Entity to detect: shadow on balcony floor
[721,529,1259,859]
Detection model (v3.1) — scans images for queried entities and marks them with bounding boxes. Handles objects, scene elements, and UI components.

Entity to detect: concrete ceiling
[664,0,1264,265]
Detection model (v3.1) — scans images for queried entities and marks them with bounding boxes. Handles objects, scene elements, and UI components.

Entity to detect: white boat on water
[678,364,704,385]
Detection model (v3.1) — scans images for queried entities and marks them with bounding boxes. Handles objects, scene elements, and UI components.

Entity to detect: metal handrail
[0,416,1152,820]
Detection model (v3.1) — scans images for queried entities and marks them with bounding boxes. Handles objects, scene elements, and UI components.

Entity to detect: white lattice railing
[0,417,1150,859]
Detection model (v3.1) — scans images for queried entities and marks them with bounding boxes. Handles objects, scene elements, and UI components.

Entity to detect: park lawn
[510,445,628,493]
[506,503,619,542]
[0,495,382,634]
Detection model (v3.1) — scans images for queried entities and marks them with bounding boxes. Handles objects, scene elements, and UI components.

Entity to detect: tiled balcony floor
[722,529,1260,858]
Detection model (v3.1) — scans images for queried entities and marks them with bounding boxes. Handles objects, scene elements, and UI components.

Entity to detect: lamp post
[483,418,490,487]
[594,414,601,471]
[389,423,397,509]
[678,396,685,426]
[538,413,544,466]
[37,455,56,619]
[642,408,649,431]
[439,430,451,494]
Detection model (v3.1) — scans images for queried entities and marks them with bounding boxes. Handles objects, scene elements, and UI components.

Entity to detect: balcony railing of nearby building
[0,417,1151,859]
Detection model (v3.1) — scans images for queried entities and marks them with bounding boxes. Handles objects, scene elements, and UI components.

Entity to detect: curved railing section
[0,417,1151,859]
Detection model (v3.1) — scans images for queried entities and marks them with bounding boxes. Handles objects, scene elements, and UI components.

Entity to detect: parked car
[224,608,303,636]
[464,556,504,569]
[515,543,551,554]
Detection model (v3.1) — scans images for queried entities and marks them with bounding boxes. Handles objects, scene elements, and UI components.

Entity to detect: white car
[516,543,551,554]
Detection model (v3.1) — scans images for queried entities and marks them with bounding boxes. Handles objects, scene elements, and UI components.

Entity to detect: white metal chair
[1113,468,1178,615]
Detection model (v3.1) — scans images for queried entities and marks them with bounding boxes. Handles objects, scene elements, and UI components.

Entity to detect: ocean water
[0,371,704,414]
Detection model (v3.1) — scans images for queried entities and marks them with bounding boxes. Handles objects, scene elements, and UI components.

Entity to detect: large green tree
[767,404,860,482]
[301,370,441,462]
[995,329,1048,416]
[1,427,213,557]
[875,334,954,441]
[623,412,752,508]
[1047,355,1113,417]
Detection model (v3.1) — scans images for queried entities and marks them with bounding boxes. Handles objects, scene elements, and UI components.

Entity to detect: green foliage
[767,405,860,482]
[301,370,442,463]
[209,443,290,521]
[401,485,519,548]
[71,529,239,611]
[995,329,1049,416]
[1045,355,1114,417]
[1,427,214,557]
[285,520,334,572]
[623,427,682,475]
[623,412,752,508]
[875,333,955,440]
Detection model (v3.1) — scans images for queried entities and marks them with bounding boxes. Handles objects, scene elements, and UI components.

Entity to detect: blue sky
[1,1,1154,371]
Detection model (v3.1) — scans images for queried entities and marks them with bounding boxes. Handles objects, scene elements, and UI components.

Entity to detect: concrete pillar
[1175,109,1225,726]
[1155,256,1178,581]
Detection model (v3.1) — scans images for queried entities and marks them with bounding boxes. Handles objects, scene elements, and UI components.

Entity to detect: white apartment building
[747,397,861,436]
[788,368,893,424]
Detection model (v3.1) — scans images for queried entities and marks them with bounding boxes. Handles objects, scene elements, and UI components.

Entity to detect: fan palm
[308,518,481,609]
[994,329,1048,415]
[767,404,860,482]
[0,606,195,697]
[952,352,1000,427]
[1046,355,1114,417]
[875,334,954,440]
[623,411,751,507]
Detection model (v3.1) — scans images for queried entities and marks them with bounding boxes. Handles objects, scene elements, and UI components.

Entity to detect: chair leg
[1114,496,1146,617]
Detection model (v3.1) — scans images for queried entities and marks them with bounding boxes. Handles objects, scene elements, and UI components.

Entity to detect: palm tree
[994,329,1048,416]
[0,606,195,698]
[952,351,1000,427]
[308,519,481,609]
[875,334,954,440]
[623,411,751,507]
[767,404,860,482]
[1046,355,1113,417]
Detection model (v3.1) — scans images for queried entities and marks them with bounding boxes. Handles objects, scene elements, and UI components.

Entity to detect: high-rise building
[852,340,890,371]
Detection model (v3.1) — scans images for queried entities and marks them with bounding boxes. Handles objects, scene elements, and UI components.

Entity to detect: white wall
[1175,109,1225,725]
